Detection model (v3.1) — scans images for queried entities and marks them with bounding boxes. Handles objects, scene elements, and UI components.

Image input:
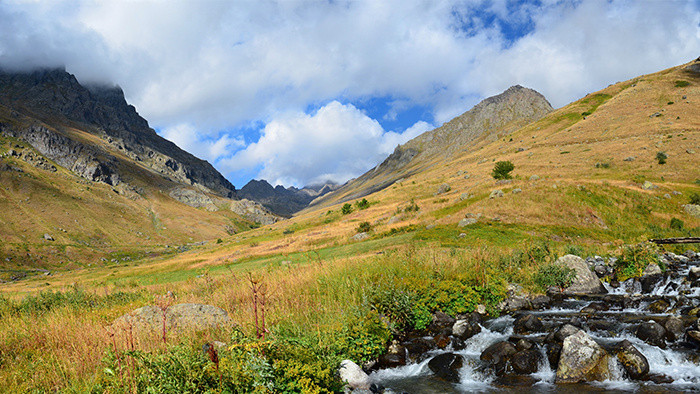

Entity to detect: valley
[0,58,698,392]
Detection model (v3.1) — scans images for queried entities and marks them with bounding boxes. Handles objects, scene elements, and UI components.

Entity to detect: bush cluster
[613,242,659,282]
[491,161,515,180]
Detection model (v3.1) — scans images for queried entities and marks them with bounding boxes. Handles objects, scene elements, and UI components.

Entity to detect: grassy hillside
[0,60,698,392]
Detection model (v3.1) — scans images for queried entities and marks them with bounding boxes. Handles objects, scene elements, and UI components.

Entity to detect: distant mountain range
[239,179,340,217]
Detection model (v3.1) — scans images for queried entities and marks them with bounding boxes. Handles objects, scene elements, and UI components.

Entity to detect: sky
[1,0,699,188]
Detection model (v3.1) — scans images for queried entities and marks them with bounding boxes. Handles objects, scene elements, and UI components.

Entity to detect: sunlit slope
[0,107,254,274]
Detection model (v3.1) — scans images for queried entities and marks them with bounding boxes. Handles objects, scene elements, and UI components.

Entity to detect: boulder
[647,299,670,313]
[511,348,541,374]
[111,303,231,337]
[428,311,456,334]
[642,263,662,276]
[352,232,369,241]
[689,266,700,282]
[511,188,522,194]
[664,316,685,342]
[640,274,664,294]
[614,340,649,379]
[556,330,611,383]
[436,183,451,195]
[43,233,54,241]
[428,353,463,382]
[642,181,658,190]
[339,360,370,390]
[554,255,606,295]
[635,321,666,348]
[513,314,544,334]
[489,189,504,199]
[687,330,700,346]
[458,218,477,227]
[529,175,540,181]
[452,319,481,340]
[684,204,700,219]
[480,341,516,376]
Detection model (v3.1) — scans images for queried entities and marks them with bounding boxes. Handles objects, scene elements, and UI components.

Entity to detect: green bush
[656,151,667,165]
[533,264,576,291]
[356,221,371,233]
[595,162,611,169]
[341,203,353,215]
[670,218,684,230]
[690,192,700,205]
[338,310,391,363]
[354,198,370,210]
[402,199,420,213]
[675,80,690,88]
[492,161,515,180]
[363,285,418,333]
[614,242,659,282]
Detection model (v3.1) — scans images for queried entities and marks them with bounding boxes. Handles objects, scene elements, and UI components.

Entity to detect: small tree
[357,221,371,233]
[656,151,667,165]
[341,203,353,215]
[355,198,370,210]
[492,161,515,180]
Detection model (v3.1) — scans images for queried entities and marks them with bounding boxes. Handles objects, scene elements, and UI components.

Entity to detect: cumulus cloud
[0,0,698,185]
[221,102,432,187]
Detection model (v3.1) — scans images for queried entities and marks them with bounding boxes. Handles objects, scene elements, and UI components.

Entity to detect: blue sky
[1,0,699,188]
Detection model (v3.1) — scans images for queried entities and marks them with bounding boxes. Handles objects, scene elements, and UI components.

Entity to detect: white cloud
[160,123,244,164]
[0,0,698,185]
[221,101,430,187]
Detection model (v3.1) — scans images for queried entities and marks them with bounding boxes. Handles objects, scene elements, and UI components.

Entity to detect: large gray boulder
[556,330,611,383]
[339,360,370,390]
[614,340,649,379]
[554,255,606,295]
[111,303,231,336]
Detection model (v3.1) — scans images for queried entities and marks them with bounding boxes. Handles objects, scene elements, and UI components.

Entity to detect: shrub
[492,161,515,180]
[402,199,420,213]
[690,192,700,205]
[656,151,667,164]
[670,218,684,230]
[354,198,370,210]
[282,228,294,235]
[675,80,690,88]
[614,242,659,282]
[341,203,353,215]
[216,238,223,244]
[356,221,371,233]
[595,162,611,169]
[338,310,391,363]
[533,264,576,291]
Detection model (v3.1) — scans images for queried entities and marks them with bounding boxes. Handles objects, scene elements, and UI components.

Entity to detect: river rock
[635,321,666,348]
[339,360,370,390]
[511,348,541,374]
[556,330,611,383]
[642,263,662,276]
[647,299,671,313]
[687,330,700,346]
[480,341,516,376]
[452,319,481,340]
[428,352,463,382]
[614,340,649,379]
[428,311,456,334]
[554,255,606,294]
[640,274,664,293]
[513,314,544,334]
[689,266,700,282]
[664,316,685,342]
[111,303,231,336]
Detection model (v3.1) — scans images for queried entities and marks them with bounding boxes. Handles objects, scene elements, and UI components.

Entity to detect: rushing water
[369,252,700,393]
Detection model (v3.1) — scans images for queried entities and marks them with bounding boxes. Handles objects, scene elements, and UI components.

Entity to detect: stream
[367,251,700,393]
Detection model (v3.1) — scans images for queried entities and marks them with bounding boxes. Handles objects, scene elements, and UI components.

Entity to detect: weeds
[614,242,659,281]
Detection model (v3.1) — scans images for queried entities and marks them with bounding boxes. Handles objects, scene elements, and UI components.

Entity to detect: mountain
[0,67,277,270]
[239,179,340,217]
[0,67,236,197]
[310,85,553,208]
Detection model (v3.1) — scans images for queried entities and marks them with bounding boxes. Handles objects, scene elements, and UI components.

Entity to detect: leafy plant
[614,242,659,282]
[354,198,370,210]
[533,264,576,291]
[402,199,420,213]
[690,192,700,205]
[341,203,353,215]
[356,221,371,233]
[492,161,515,180]
[656,151,667,164]
[595,162,611,169]
[670,218,684,230]
[675,80,690,88]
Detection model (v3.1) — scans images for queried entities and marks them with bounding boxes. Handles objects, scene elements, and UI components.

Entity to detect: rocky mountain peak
[0,67,237,198]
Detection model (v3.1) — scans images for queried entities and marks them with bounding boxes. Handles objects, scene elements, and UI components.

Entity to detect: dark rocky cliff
[0,67,236,198]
